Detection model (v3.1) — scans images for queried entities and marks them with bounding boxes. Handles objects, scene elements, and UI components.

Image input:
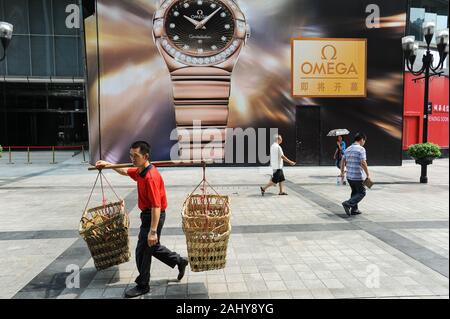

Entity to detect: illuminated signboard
[292,38,367,97]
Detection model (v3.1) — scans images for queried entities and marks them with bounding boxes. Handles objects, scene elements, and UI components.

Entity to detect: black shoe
[177,258,189,281]
[351,210,362,215]
[260,187,265,196]
[279,192,288,196]
[124,285,149,298]
[342,202,352,216]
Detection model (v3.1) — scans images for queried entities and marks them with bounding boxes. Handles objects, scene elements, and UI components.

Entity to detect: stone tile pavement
[0,152,448,299]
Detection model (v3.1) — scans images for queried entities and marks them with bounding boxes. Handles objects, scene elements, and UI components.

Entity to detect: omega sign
[291,38,367,97]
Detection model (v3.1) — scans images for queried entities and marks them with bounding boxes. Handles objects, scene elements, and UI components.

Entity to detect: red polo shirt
[127,165,168,212]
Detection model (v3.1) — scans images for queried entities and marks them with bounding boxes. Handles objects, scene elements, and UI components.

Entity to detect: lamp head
[0,21,13,50]
[402,36,416,59]
[436,28,449,55]
[422,21,435,45]
[402,36,415,51]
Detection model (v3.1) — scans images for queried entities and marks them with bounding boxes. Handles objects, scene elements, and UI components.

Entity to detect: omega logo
[301,45,358,76]
[321,45,337,60]
[191,10,206,19]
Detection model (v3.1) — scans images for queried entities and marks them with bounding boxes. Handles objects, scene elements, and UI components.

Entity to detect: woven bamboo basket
[79,200,130,271]
[79,172,130,271]
[182,194,231,272]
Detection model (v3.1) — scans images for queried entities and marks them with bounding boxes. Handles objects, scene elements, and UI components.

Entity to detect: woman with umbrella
[328,129,349,184]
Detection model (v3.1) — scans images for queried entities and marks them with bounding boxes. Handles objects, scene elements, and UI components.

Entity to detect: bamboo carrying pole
[88,160,213,171]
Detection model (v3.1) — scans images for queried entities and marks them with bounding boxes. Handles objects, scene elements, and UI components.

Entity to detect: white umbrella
[327,129,350,137]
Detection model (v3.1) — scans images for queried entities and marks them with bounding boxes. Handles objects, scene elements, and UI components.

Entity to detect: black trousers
[346,179,366,211]
[135,211,181,288]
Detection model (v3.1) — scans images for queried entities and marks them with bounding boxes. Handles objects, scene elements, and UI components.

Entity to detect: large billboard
[84,0,407,165]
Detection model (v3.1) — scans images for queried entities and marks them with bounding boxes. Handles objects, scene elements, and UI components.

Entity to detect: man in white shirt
[260,134,296,196]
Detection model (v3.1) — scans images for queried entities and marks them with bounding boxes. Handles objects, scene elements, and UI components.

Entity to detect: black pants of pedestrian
[135,211,181,288]
[346,179,366,211]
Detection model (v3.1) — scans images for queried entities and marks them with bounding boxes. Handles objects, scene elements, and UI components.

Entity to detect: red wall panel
[403,72,449,149]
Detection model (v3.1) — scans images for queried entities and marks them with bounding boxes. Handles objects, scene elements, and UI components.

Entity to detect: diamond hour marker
[225,24,230,30]
[184,3,189,8]
[221,36,227,42]
[169,23,175,29]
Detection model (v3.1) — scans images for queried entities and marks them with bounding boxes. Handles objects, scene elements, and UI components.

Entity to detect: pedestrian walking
[96,141,188,298]
[334,135,347,170]
[340,133,372,216]
[260,134,296,196]
[334,135,347,185]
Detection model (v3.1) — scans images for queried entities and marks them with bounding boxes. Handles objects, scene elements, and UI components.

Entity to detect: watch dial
[165,0,235,56]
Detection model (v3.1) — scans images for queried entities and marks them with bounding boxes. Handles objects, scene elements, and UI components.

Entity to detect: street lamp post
[402,23,449,184]
[0,21,13,62]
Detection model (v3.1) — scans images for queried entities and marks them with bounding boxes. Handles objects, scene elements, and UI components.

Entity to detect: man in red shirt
[96,141,188,298]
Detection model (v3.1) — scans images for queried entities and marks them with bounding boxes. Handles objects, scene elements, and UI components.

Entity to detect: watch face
[165,0,236,56]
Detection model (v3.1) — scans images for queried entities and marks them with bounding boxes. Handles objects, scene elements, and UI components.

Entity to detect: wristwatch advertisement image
[85,0,407,167]
[153,0,250,162]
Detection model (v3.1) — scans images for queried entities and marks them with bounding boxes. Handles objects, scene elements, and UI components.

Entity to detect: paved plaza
[0,151,448,299]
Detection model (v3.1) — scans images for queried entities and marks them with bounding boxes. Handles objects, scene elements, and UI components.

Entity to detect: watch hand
[183,15,206,29]
[195,7,221,30]
[183,15,200,27]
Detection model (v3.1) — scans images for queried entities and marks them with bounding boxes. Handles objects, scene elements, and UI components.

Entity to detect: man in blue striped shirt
[340,133,371,216]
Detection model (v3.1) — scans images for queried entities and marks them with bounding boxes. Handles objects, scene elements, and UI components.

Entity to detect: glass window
[436,15,448,33]
[78,34,84,76]
[55,36,78,76]
[6,35,31,76]
[1,0,84,78]
[4,0,29,34]
[409,0,449,44]
[0,60,5,76]
[0,0,4,20]
[409,7,425,41]
[29,0,53,35]
[30,35,54,76]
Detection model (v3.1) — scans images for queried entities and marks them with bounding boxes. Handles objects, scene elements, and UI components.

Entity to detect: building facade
[1,0,448,163]
[0,0,87,147]
[403,0,449,154]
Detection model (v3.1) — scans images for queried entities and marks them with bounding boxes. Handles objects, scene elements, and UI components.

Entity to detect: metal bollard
[81,145,87,163]
[51,146,57,164]
[8,147,14,165]
[27,147,32,164]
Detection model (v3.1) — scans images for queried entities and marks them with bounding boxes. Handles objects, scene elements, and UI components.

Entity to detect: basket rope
[182,163,231,272]
[83,170,122,214]
[182,164,227,231]
[80,170,130,271]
